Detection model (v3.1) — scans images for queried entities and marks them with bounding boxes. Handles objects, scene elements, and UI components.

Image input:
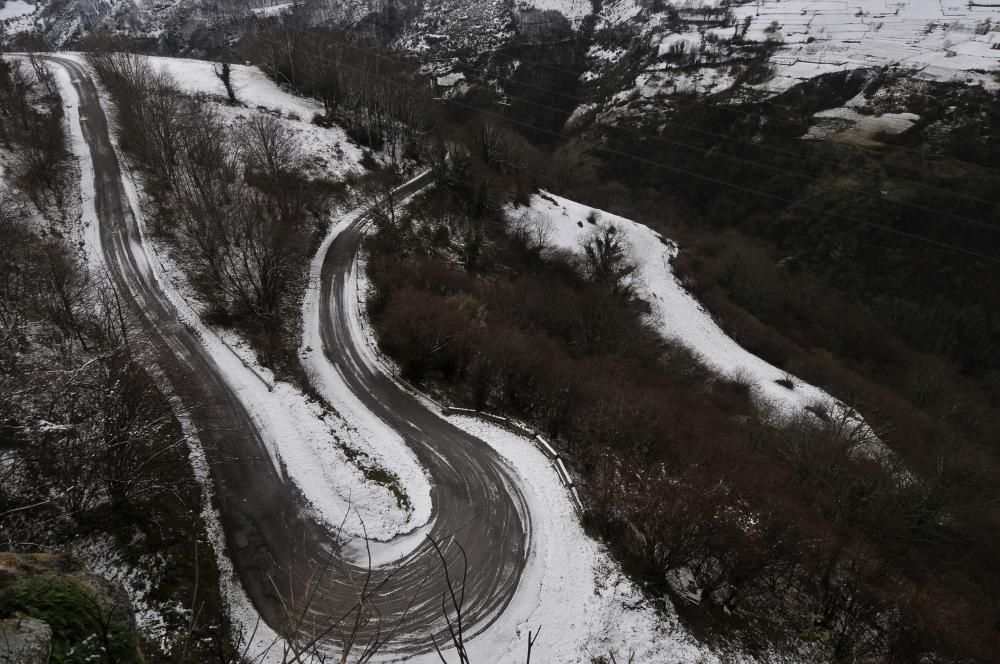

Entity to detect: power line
[427,57,1000,233]
[249,28,1000,234]
[479,37,1000,179]
[258,0,1000,180]
[255,23,1000,216]
[239,32,1000,264]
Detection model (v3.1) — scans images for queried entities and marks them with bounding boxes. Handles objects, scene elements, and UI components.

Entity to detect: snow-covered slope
[509,191,859,418]
[0,0,35,20]
[21,0,998,121]
[142,55,366,180]
[584,0,998,119]
[0,0,38,33]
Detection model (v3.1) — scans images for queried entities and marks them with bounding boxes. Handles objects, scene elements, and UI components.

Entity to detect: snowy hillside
[0,0,38,34]
[144,55,366,180]
[732,0,1000,91]
[509,192,863,418]
[588,0,999,106]
[15,0,998,112]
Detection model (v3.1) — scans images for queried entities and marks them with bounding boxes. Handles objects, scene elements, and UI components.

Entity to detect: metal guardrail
[440,406,586,516]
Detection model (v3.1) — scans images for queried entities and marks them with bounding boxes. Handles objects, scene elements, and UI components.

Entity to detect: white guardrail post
[439,407,586,515]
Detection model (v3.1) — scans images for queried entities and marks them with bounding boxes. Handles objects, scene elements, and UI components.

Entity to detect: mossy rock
[0,554,142,664]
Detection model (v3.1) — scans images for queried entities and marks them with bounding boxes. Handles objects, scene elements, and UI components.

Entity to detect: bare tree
[240,112,300,185]
[427,535,470,664]
[214,61,238,105]
[426,534,547,664]
[266,516,423,664]
[361,179,399,233]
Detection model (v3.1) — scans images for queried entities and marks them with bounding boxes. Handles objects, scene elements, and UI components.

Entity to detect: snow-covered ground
[406,415,718,664]
[0,0,34,20]
[0,0,37,34]
[141,55,365,181]
[300,206,434,566]
[725,0,997,91]
[806,106,919,144]
[509,191,855,417]
[250,1,300,18]
[49,62,101,269]
[73,536,185,654]
[592,0,998,107]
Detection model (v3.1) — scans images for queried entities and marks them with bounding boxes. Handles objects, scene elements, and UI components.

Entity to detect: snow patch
[0,0,34,20]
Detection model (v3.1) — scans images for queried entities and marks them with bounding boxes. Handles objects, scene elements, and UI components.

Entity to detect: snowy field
[734,0,1000,92]
[728,0,996,91]
[509,192,859,417]
[0,0,34,20]
[143,55,365,181]
[806,105,919,144]
[250,1,300,17]
[595,0,999,101]
[0,0,37,33]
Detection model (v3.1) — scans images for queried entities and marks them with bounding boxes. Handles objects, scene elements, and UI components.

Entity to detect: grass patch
[337,441,412,513]
[0,576,141,663]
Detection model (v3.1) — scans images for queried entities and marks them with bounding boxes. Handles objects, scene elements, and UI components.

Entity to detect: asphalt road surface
[51,56,529,659]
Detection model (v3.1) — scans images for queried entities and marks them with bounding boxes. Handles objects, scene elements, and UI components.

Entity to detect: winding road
[51,56,529,658]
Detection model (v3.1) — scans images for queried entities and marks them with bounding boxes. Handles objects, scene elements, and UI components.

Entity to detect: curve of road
[51,55,529,659]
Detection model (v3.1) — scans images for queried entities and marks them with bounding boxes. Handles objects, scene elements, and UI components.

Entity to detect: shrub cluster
[364,149,1000,662]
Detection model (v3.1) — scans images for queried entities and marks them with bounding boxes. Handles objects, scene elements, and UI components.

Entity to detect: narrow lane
[50,55,528,657]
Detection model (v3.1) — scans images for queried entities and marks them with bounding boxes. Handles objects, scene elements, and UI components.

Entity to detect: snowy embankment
[144,55,366,181]
[509,192,853,417]
[299,205,435,567]
[407,416,717,664]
